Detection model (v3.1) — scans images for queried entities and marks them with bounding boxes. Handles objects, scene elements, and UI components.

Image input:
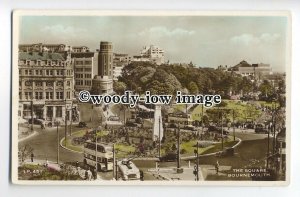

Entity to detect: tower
[98,41,113,78]
[91,41,114,95]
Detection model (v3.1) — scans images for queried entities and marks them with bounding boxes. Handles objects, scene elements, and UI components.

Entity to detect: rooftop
[19,52,66,61]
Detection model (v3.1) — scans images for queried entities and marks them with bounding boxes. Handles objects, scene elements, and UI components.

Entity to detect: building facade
[229,60,272,77]
[19,43,68,53]
[98,41,113,77]
[140,45,165,65]
[18,51,78,125]
[91,41,114,95]
[113,53,130,81]
[72,52,97,91]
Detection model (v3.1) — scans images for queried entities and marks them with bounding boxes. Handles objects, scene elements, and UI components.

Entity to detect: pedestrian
[215,160,220,175]
[85,169,88,180]
[87,168,93,181]
[30,153,34,162]
[140,170,144,181]
[93,167,97,180]
[76,161,79,168]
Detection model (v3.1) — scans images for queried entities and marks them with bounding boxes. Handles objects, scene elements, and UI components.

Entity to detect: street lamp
[55,119,60,164]
[193,141,199,181]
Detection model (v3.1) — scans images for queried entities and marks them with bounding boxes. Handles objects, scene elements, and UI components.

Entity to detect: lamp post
[232,109,236,141]
[158,116,161,158]
[95,129,98,172]
[194,141,199,181]
[55,119,60,164]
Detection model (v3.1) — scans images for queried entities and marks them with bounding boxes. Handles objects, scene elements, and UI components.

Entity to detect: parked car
[108,116,120,121]
[208,126,229,135]
[78,122,87,128]
[126,121,138,127]
[159,152,177,162]
[28,118,44,125]
[216,147,234,157]
[255,124,268,133]
[183,125,196,131]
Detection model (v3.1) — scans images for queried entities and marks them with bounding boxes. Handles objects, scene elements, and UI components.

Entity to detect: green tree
[113,81,127,94]
[187,81,199,94]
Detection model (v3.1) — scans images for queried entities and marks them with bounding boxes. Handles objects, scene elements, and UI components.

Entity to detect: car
[126,121,138,127]
[216,147,234,157]
[159,152,177,162]
[255,124,268,133]
[78,122,87,128]
[208,126,229,135]
[108,116,120,121]
[183,125,196,131]
[28,118,44,125]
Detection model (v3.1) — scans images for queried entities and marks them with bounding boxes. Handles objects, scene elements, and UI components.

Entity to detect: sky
[19,15,288,72]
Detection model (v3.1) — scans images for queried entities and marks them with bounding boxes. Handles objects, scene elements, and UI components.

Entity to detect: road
[19,102,272,181]
[19,125,83,163]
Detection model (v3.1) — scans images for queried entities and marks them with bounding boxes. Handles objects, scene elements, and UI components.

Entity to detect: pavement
[21,159,103,180]
[147,165,231,181]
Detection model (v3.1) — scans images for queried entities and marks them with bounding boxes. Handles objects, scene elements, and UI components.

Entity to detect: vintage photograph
[12,11,290,185]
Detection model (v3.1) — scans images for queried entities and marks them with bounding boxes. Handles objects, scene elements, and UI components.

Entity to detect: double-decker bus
[83,141,113,172]
[117,158,140,181]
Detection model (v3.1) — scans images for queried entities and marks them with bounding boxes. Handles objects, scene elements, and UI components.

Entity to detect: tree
[187,81,199,94]
[259,80,273,97]
[19,145,34,162]
[113,81,127,94]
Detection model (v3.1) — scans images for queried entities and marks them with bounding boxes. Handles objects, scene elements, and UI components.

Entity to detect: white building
[132,45,165,65]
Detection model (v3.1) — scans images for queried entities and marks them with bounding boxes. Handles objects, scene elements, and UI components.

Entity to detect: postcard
[12,10,291,185]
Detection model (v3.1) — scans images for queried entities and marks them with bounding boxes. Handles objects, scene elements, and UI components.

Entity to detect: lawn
[190,100,262,122]
[61,138,83,153]
[115,143,136,158]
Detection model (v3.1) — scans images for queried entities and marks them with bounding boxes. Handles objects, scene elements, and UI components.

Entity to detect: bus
[83,141,114,172]
[117,159,140,181]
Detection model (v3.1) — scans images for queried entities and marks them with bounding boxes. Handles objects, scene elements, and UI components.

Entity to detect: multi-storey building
[132,45,165,65]
[71,46,90,53]
[92,41,114,95]
[18,51,78,125]
[72,52,97,91]
[229,60,272,77]
[19,43,68,53]
[113,53,130,80]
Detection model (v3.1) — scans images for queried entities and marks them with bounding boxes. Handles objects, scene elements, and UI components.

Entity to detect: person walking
[93,167,97,180]
[215,160,220,175]
[30,153,34,162]
[87,168,93,181]
[85,169,88,180]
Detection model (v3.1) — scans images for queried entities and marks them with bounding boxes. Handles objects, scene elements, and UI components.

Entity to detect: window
[28,70,33,75]
[19,92,22,99]
[46,81,53,87]
[46,92,53,100]
[56,81,63,86]
[56,92,63,100]
[67,91,70,99]
[85,68,92,72]
[35,81,42,87]
[35,92,43,99]
[25,70,28,75]
[25,81,32,86]
[85,61,92,65]
[49,70,53,76]
[56,106,62,117]
[25,92,32,100]
[67,81,71,86]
